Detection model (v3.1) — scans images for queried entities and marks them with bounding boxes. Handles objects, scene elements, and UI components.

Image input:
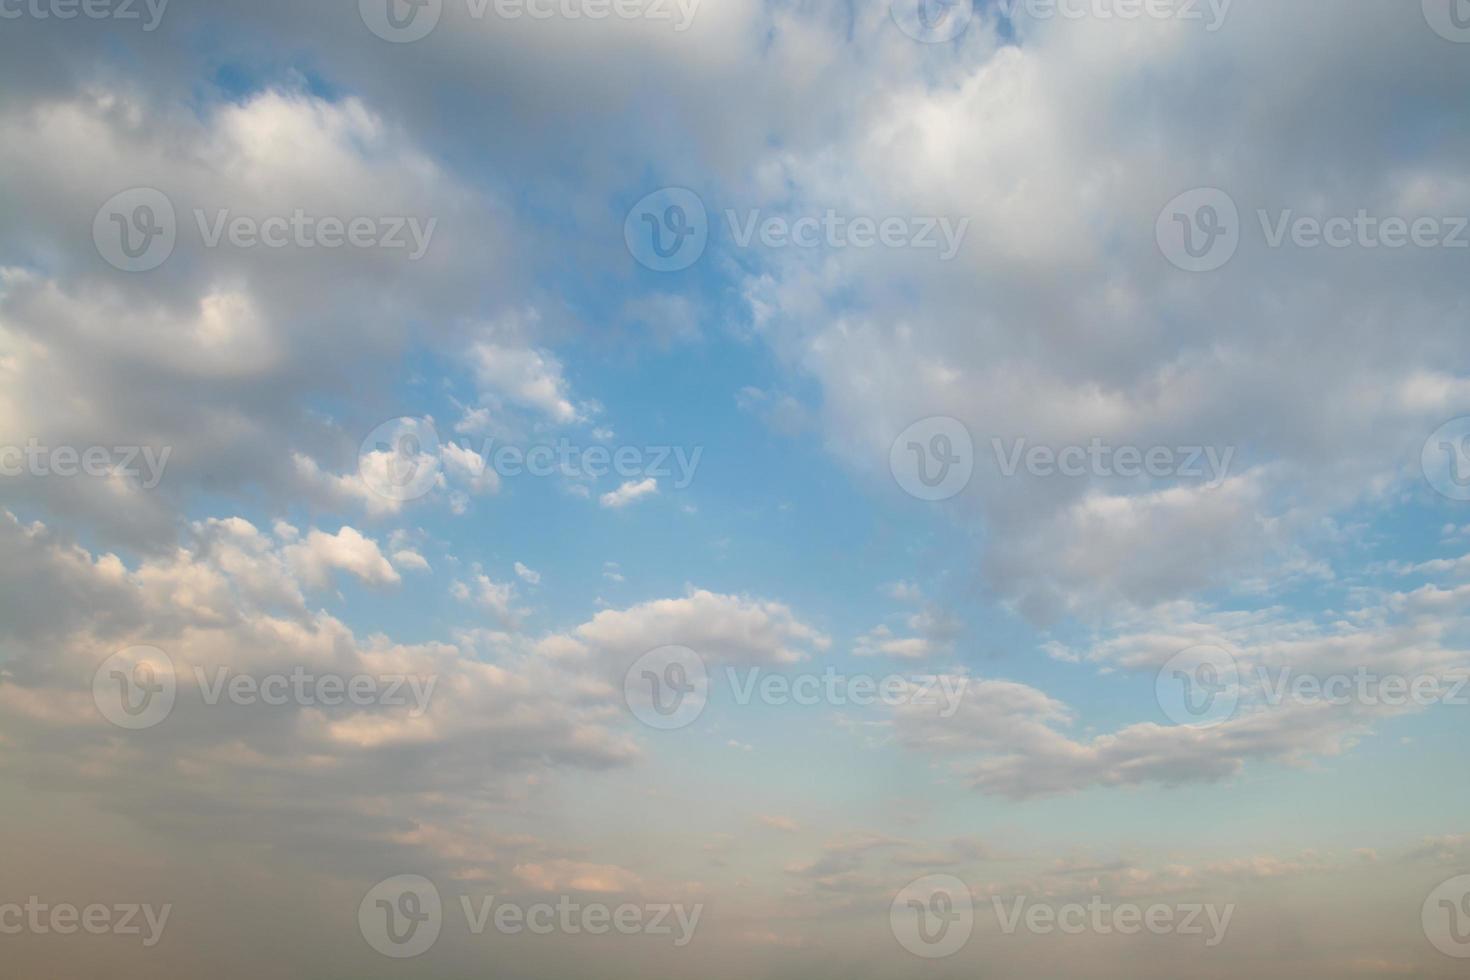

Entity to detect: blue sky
[2,1,1470,977]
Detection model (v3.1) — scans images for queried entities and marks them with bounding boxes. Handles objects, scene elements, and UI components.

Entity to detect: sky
[2,0,1470,976]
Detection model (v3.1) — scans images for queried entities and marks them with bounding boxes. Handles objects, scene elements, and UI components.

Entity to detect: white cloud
[599,478,658,509]
[572,588,829,670]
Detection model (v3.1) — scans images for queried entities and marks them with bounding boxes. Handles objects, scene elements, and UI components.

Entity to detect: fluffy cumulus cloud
[892,558,1470,798]
[2,2,1469,978]
[0,81,580,542]
[729,3,1470,620]
[0,509,840,882]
